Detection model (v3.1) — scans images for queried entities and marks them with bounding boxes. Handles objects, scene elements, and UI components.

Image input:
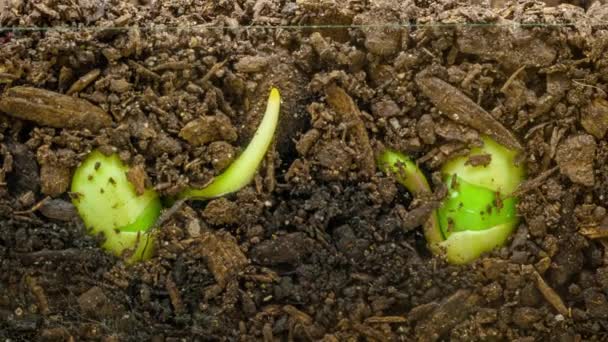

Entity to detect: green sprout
[378,136,525,264]
[70,88,280,263]
[179,87,281,200]
[71,150,162,263]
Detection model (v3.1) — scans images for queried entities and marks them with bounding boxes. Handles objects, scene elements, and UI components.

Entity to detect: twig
[572,80,607,97]
[500,65,526,93]
[14,196,50,215]
[200,60,226,85]
[535,271,569,317]
[148,198,186,233]
[509,166,559,198]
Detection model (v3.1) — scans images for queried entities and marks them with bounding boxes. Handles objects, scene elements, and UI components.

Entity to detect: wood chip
[325,84,375,178]
[510,166,559,198]
[0,87,112,132]
[535,271,569,317]
[416,73,522,151]
[128,61,161,81]
[66,69,101,95]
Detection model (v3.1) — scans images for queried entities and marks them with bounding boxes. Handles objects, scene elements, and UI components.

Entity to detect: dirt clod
[179,114,237,147]
[581,98,608,139]
[250,232,315,266]
[77,287,109,317]
[555,134,596,186]
[512,307,542,328]
[199,230,248,287]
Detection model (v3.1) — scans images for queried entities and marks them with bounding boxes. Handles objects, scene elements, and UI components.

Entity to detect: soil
[2,0,608,341]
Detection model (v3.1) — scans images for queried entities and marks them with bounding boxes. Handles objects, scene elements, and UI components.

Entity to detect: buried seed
[378,135,525,264]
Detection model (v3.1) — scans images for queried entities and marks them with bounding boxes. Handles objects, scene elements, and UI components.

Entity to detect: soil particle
[312,139,353,181]
[202,198,239,226]
[581,98,608,139]
[353,9,402,57]
[250,232,315,266]
[234,56,271,73]
[39,199,77,221]
[0,87,112,132]
[6,141,39,196]
[583,289,608,319]
[372,98,401,118]
[456,18,557,68]
[199,230,248,288]
[38,163,71,197]
[207,141,235,172]
[434,120,480,144]
[512,307,543,328]
[417,114,436,145]
[36,146,74,197]
[147,133,182,157]
[333,225,370,262]
[324,84,375,178]
[296,129,321,157]
[179,114,237,147]
[555,134,596,186]
[126,164,147,196]
[549,247,584,287]
[465,153,492,167]
[66,68,101,95]
[77,287,110,318]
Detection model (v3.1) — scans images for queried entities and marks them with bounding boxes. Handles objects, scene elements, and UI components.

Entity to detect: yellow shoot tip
[269,87,280,101]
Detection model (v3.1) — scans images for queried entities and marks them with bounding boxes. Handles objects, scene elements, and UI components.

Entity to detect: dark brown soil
[2,0,608,341]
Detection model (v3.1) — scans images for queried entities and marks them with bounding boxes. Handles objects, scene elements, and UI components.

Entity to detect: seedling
[71,150,162,263]
[378,136,525,264]
[71,88,281,263]
[179,87,281,200]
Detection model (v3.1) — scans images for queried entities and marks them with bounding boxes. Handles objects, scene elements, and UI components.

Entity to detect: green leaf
[179,87,281,200]
[71,150,161,263]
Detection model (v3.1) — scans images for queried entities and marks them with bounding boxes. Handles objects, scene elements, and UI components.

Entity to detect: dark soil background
[2,0,608,340]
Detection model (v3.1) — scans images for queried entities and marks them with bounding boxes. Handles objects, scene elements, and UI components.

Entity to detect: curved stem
[179,88,281,200]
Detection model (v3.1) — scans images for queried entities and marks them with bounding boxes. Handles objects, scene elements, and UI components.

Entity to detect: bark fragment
[416,74,522,151]
[0,87,112,132]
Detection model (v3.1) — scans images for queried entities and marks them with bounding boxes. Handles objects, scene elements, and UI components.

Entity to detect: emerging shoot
[378,136,525,264]
[179,87,281,200]
[377,150,443,246]
[71,150,162,263]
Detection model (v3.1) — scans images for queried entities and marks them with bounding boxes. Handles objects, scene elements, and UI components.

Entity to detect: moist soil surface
[2,0,608,341]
